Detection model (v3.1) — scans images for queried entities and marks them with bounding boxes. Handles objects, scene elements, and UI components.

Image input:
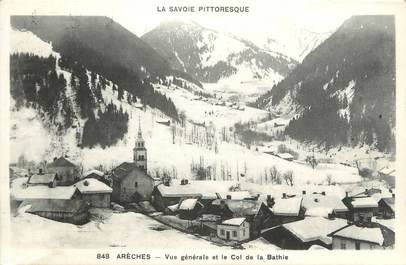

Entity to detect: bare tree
[326,174,333,185]
[270,166,281,184]
[283,170,294,186]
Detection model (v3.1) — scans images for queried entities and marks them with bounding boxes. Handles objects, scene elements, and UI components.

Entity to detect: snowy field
[11,209,278,250]
[11,210,221,249]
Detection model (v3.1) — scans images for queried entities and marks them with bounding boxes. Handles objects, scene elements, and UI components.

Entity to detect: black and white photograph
[1,0,405,264]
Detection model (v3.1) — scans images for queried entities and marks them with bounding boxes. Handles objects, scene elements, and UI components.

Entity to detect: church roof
[111,162,153,182]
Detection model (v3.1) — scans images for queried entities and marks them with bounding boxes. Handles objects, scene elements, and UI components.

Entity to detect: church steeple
[133,116,147,171]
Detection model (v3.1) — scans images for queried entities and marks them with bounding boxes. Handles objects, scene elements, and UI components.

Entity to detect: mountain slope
[11,16,202,89]
[255,16,395,152]
[142,20,297,84]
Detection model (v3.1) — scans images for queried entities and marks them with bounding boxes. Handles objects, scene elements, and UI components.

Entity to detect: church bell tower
[133,117,147,171]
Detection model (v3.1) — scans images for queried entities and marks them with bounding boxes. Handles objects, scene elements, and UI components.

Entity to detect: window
[370,244,374,250]
[232,231,237,238]
[220,229,225,236]
[340,240,346,250]
[355,242,361,250]
[138,155,145,161]
[243,229,246,237]
[134,182,138,188]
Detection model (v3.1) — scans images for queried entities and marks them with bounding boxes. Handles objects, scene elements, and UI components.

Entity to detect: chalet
[342,195,378,222]
[151,180,236,211]
[19,199,89,225]
[82,169,110,185]
[46,156,79,186]
[111,162,154,203]
[75,179,112,208]
[177,198,204,220]
[211,199,271,238]
[217,218,250,242]
[329,221,395,250]
[302,193,348,219]
[111,124,155,203]
[262,217,348,250]
[378,196,395,219]
[267,197,304,227]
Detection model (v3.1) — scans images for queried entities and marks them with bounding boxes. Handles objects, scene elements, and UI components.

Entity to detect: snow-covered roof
[212,199,265,216]
[222,217,246,226]
[351,197,378,208]
[378,167,395,176]
[156,180,236,199]
[13,185,78,200]
[178,198,199,210]
[308,245,328,250]
[167,203,179,212]
[302,194,348,214]
[74,179,112,194]
[332,225,384,245]
[277,153,294,159]
[283,217,347,245]
[20,199,89,214]
[373,217,395,232]
[271,197,302,216]
[83,169,104,178]
[28,173,56,184]
[220,191,252,200]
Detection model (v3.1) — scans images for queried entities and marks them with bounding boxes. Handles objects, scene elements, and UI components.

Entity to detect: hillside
[255,16,395,152]
[142,20,297,85]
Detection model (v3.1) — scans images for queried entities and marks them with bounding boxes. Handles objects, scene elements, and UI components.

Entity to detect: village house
[151,180,237,211]
[302,193,348,219]
[210,199,271,239]
[329,221,395,250]
[262,217,348,250]
[217,217,250,242]
[74,178,112,208]
[46,156,80,186]
[266,196,305,227]
[342,194,378,222]
[111,124,154,203]
[177,198,204,220]
[378,196,395,219]
[82,169,110,186]
[19,199,89,225]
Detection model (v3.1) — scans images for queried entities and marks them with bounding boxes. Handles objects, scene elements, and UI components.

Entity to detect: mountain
[141,20,297,85]
[10,16,202,89]
[255,16,395,152]
[261,29,332,62]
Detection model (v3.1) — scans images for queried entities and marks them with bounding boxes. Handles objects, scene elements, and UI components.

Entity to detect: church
[111,120,155,203]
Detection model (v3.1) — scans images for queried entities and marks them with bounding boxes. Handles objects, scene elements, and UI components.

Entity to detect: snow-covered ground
[11,209,221,249]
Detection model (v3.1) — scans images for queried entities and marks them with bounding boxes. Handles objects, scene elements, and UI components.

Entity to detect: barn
[75,178,112,208]
[19,199,89,225]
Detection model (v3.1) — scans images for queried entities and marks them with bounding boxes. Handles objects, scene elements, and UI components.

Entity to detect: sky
[6,0,356,38]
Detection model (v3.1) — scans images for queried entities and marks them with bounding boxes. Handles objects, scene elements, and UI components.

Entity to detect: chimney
[282,193,287,199]
[226,195,232,200]
[328,213,335,220]
[184,179,189,185]
[392,193,395,198]
[180,179,185,185]
[314,198,319,203]
[345,192,349,197]
[389,188,393,193]
[365,188,368,194]
[302,190,306,195]
[39,168,43,175]
[321,191,326,196]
